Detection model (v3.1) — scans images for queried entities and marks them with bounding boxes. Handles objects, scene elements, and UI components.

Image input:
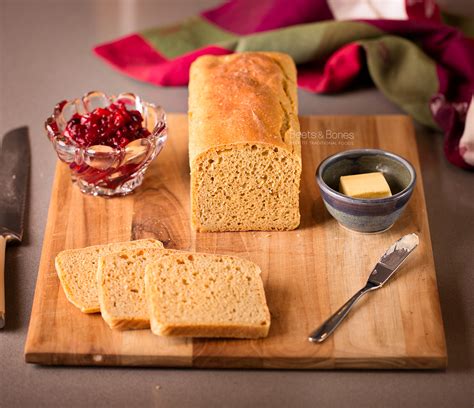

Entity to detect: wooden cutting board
[25,115,447,369]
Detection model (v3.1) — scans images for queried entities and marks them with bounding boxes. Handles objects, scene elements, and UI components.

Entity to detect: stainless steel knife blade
[0,127,30,242]
[0,126,30,328]
[309,233,419,343]
[368,233,419,287]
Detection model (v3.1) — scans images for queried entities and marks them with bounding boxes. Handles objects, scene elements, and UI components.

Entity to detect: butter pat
[339,172,392,199]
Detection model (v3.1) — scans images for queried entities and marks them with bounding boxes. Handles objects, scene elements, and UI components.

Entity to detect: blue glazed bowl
[315,149,416,233]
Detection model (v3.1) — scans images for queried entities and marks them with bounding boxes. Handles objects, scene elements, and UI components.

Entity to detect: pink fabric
[95,37,232,86]
[405,0,440,21]
[147,46,232,85]
[363,19,474,168]
[94,34,167,81]
[201,0,333,35]
[362,19,474,103]
[298,43,363,93]
[431,93,471,169]
[93,1,473,169]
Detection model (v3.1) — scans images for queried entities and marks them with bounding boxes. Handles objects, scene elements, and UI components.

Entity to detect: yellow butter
[339,172,392,199]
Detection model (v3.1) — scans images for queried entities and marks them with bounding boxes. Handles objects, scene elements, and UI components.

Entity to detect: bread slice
[55,239,163,313]
[145,252,271,338]
[97,247,171,330]
[188,52,302,232]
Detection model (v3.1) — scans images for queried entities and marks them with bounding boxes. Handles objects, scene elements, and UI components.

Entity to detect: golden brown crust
[188,52,301,232]
[151,321,270,339]
[102,314,150,331]
[188,52,301,166]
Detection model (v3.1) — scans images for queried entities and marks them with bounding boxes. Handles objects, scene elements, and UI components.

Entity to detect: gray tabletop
[0,1,473,407]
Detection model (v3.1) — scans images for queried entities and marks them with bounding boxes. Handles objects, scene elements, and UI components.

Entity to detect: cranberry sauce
[63,102,150,148]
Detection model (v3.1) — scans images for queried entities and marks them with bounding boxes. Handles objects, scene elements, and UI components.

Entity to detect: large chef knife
[309,233,419,343]
[0,127,30,329]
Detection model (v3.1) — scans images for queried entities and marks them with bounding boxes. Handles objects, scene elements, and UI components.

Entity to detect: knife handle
[308,281,379,343]
[0,235,5,329]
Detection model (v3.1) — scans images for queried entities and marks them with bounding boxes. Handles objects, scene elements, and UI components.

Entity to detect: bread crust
[188,52,301,165]
[188,52,302,232]
[151,320,270,339]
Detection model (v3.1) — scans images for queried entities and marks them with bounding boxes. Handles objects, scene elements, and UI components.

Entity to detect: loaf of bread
[188,52,302,232]
[145,252,271,338]
[55,239,163,313]
[97,247,170,330]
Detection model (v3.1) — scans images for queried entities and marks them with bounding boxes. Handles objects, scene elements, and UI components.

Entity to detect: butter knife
[0,127,30,329]
[308,233,419,343]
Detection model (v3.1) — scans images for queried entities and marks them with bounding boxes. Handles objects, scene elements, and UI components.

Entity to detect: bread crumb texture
[145,251,271,339]
[97,247,168,329]
[55,239,163,313]
[192,143,300,231]
[189,52,301,232]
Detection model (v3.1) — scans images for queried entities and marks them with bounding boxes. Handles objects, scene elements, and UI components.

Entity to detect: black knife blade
[0,127,30,242]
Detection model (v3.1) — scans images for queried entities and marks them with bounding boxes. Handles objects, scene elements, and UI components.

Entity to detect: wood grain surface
[24,115,447,369]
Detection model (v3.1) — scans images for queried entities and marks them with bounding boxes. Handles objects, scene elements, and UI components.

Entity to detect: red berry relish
[63,102,151,148]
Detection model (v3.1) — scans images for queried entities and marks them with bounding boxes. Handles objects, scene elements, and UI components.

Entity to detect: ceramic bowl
[315,149,416,233]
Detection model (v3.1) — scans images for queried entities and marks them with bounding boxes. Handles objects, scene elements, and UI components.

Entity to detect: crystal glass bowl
[45,91,167,197]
